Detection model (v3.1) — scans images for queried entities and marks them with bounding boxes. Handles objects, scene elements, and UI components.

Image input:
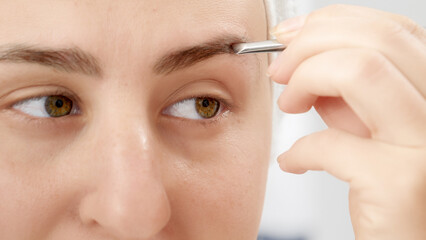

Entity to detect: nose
[78,119,171,239]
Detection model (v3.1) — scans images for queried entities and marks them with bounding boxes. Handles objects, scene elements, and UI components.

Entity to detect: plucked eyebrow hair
[0,44,102,76]
[153,34,247,75]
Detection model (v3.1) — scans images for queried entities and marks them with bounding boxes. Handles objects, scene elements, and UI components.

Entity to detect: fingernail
[270,15,307,36]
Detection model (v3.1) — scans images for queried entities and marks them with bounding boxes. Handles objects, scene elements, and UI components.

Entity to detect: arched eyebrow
[153,34,247,75]
[0,44,102,76]
[0,34,246,77]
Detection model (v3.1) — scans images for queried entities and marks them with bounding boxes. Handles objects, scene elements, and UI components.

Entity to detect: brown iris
[44,95,73,117]
[195,97,220,119]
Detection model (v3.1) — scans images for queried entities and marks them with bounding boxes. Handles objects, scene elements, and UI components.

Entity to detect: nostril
[84,218,99,227]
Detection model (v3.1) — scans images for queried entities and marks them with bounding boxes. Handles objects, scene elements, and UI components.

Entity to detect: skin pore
[0,0,272,239]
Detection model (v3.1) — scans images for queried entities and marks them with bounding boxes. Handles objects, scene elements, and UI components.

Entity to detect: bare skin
[0,0,272,239]
[270,5,426,240]
[0,1,424,239]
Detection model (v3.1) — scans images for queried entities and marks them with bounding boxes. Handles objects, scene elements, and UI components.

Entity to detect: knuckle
[395,15,423,37]
[346,50,391,87]
[377,16,425,44]
[359,50,388,74]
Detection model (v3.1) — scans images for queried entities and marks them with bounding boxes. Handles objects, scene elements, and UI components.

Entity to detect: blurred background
[258,0,426,240]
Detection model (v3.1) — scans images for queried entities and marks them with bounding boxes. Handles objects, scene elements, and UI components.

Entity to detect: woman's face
[0,0,272,239]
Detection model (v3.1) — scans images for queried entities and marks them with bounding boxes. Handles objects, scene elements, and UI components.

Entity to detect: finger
[270,5,426,97]
[277,128,386,182]
[314,97,370,138]
[277,48,426,145]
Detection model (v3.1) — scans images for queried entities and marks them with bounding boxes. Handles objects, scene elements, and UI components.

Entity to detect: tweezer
[232,40,286,54]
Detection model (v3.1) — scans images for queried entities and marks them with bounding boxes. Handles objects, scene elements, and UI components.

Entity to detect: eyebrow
[0,35,246,77]
[153,35,246,75]
[0,44,102,76]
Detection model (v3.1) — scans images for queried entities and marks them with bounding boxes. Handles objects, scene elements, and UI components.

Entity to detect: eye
[13,95,77,118]
[163,97,221,120]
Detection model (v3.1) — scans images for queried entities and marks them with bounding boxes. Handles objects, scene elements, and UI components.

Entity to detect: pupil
[202,99,210,108]
[55,99,64,108]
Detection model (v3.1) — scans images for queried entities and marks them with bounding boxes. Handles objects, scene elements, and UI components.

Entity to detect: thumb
[268,15,307,80]
[270,15,307,44]
[278,128,386,182]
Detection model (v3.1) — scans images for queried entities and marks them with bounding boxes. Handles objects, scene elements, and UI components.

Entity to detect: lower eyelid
[171,108,230,129]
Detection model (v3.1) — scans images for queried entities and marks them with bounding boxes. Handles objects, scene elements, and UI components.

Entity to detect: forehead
[0,0,267,54]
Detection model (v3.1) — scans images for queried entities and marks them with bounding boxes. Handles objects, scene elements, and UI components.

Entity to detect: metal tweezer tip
[232,40,286,54]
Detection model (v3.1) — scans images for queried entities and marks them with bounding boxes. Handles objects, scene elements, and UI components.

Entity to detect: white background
[259,0,426,239]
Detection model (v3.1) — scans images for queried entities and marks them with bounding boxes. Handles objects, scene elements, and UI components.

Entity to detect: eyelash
[11,91,232,126]
[9,89,81,118]
[13,89,80,106]
[163,94,232,122]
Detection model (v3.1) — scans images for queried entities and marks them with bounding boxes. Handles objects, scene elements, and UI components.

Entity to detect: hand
[268,5,426,240]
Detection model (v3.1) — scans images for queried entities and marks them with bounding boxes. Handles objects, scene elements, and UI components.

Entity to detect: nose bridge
[104,115,153,164]
[79,111,171,239]
[102,117,155,183]
[95,109,156,178]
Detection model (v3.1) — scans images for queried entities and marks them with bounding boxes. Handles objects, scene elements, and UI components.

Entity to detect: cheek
[164,129,271,237]
[0,122,83,239]
[162,99,273,237]
[0,153,61,239]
